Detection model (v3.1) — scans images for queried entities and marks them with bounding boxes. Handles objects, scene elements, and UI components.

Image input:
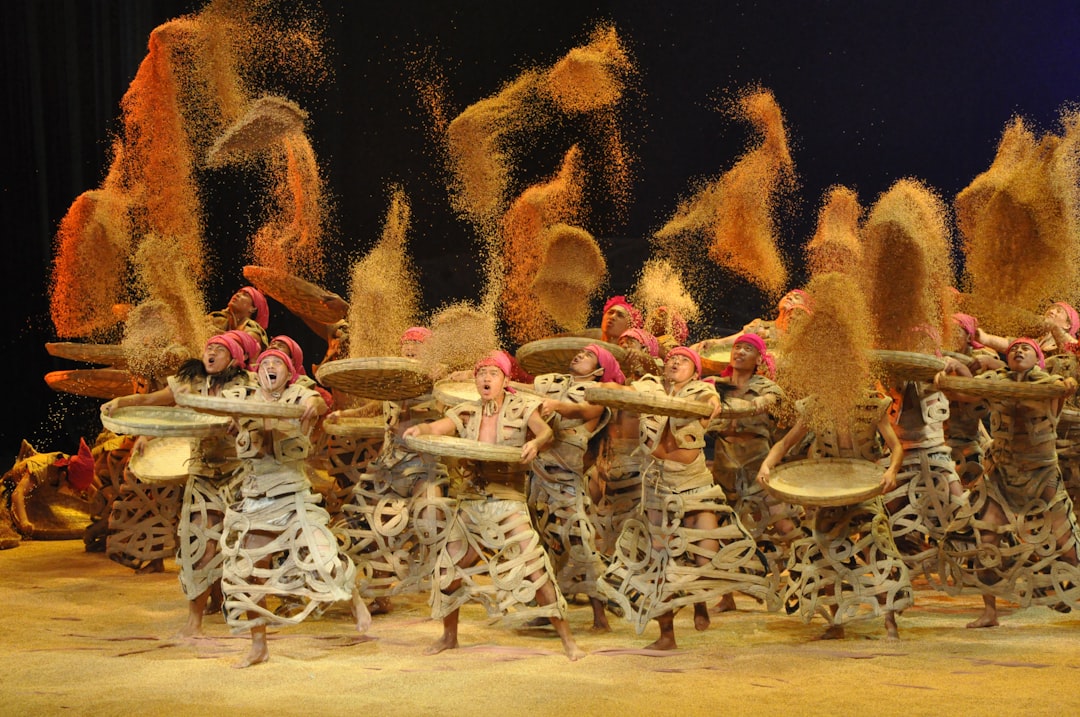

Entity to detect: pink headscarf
[951,313,984,349]
[270,334,306,376]
[1055,302,1080,337]
[255,348,298,384]
[603,295,644,330]
[648,306,689,344]
[619,328,660,357]
[1006,337,1046,369]
[400,326,433,344]
[584,344,625,384]
[206,334,245,367]
[55,438,95,491]
[666,346,702,378]
[721,333,776,379]
[225,329,262,370]
[240,286,269,330]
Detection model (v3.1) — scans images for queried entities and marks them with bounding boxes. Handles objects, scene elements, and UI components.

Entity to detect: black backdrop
[5,0,1080,465]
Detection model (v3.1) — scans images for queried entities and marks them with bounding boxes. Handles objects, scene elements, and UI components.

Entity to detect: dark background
[4,0,1080,466]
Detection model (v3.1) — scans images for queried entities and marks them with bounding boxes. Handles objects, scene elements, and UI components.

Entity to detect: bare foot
[174,619,203,639]
[590,621,611,633]
[693,602,711,632]
[966,613,999,629]
[884,612,899,641]
[710,593,736,615]
[233,643,269,669]
[816,624,845,640]
[423,634,458,656]
[643,635,678,651]
[135,558,164,575]
[563,642,587,661]
[369,597,392,616]
[353,592,372,633]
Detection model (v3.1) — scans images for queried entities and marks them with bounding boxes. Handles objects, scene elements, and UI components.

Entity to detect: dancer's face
[602,305,631,340]
[202,343,231,375]
[475,366,506,401]
[258,355,291,393]
[730,340,761,371]
[570,350,599,377]
[1007,342,1038,372]
[664,353,697,385]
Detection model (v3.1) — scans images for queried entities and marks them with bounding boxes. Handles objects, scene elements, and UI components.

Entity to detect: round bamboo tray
[45,342,127,368]
[764,457,884,507]
[516,337,626,377]
[174,391,306,418]
[937,374,1068,401]
[100,406,231,437]
[433,380,480,407]
[1061,408,1080,424]
[316,357,432,400]
[322,414,386,439]
[243,264,347,325]
[46,368,134,400]
[583,385,712,419]
[402,434,523,463]
[870,350,947,381]
[129,437,193,484]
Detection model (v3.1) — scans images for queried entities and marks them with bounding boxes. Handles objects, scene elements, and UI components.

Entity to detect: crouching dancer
[403,350,585,661]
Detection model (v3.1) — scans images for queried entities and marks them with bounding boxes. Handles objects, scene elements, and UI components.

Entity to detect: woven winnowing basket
[321,414,386,439]
[765,457,883,507]
[937,374,1068,401]
[100,406,230,437]
[174,391,306,418]
[869,350,947,381]
[46,342,127,368]
[316,357,432,400]
[129,437,193,484]
[243,264,347,325]
[402,434,523,463]
[583,385,712,419]
[516,337,627,377]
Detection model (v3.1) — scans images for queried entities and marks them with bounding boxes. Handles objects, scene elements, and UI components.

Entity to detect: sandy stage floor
[2,539,1079,717]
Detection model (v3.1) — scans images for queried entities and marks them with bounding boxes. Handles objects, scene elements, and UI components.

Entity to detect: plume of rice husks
[655,87,794,296]
[544,24,632,113]
[49,190,132,338]
[632,258,701,329]
[346,187,420,358]
[251,133,327,279]
[806,186,863,277]
[957,113,1080,335]
[777,272,874,435]
[862,179,953,353]
[205,95,307,168]
[422,302,500,373]
[121,300,193,381]
[501,146,585,343]
[531,224,607,333]
[134,233,210,354]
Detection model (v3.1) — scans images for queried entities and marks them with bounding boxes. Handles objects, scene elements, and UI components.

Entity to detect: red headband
[584,344,625,384]
[206,334,245,367]
[225,329,261,369]
[1006,337,1045,369]
[603,295,644,329]
[1055,302,1080,337]
[400,326,433,344]
[666,346,702,378]
[240,286,269,330]
[256,348,298,384]
[721,333,776,379]
[619,328,660,357]
[270,334,306,376]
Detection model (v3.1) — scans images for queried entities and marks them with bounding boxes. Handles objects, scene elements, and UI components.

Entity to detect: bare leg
[369,596,393,615]
[711,593,736,614]
[176,589,210,637]
[693,601,711,631]
[884,610,899,640]
[136,558,165,574]
[234,622,269,669]
[816,605,844,640]
[424,608,460,655]
[352,586,372,633]
[966,593,999,628]
[550,615,586,661]
[645,611,677,650]
[589,597,610,632]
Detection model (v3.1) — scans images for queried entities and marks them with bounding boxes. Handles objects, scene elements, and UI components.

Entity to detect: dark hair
[175,358,245,391]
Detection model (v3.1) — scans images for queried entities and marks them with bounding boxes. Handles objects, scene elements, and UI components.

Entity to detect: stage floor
[2,540,1079,716]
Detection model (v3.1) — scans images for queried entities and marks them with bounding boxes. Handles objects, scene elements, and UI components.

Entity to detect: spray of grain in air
[655,87,794,297]
[957,111,1080,336]
[632,259,700,339]
[121,300,194,385]
[861,179,953,353]
[133,233,210,356]
[423,302,501,374]
[345,187,420,358]
[806,186,863,278]
[776,271,875,435]
[531,224,607,334]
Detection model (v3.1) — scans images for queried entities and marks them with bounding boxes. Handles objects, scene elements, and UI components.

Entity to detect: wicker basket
[316,357,432,400]
[583,385,712,419]
[322,414,386,439]
[129,437,193,484]
[45,342,127,368]
[174,391,306,418]
[433,380,480,407]
[243,264,347,325]
[516,337,627,377]
[46,368,133,400]
[764,457,884,507]
[100,406,230,437]
[937,374,1069,401]
[869,350,947,381]
[402,434,523,463]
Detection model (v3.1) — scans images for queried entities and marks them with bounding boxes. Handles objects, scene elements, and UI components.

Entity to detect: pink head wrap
[619,328,660,357]
[648,306,689,344]
[721,333,776,379]
[255,348,298,384]
[270,334,306,376]
[603,295,644,330]
[666,346,702,378]
[583,344,626,384]
[240,286,269,330]
[400,326,433,344]
[55,438,95,492]
[206,334,245,367]
[225,329,262,369]
[474,350,516,392]
[951,313,984,349]
[1006,338,1045,369]
[1054,302,1080,337]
